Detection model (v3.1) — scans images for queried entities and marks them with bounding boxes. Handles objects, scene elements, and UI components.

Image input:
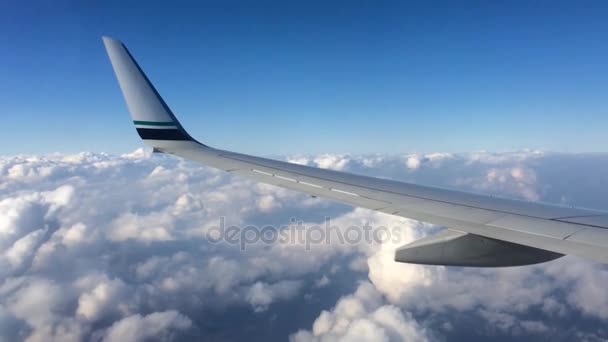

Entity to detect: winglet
[102,36,201,146]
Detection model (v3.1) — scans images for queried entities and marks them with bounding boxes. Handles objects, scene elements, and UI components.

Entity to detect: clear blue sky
[2,1,608,155]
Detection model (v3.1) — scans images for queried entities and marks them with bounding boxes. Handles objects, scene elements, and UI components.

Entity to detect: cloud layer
[1,149,608,341]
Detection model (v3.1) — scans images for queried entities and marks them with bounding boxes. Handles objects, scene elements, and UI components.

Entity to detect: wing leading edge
[103,36,608,266]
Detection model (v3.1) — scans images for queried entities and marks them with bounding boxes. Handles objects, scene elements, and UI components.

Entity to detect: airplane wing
[102,36,608,267]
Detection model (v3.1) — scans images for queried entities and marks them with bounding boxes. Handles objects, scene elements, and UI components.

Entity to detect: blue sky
[2,1,608,155]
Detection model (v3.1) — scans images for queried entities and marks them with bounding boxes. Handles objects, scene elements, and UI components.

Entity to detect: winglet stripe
[133,120,176,126]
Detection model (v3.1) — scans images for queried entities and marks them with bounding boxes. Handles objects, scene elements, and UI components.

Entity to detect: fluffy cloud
[291,282,429,342]
[102,311,192,342]
[0,149,607,341]
[246,280,302,313]
[455,165,540,201]
[404,153,452,170]
[313,154,351,171]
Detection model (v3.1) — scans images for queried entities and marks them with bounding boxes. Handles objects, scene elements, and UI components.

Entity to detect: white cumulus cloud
[0,149,606,341]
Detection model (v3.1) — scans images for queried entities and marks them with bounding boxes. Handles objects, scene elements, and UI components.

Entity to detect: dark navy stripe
[133,120,176,126]
[136,128,191,141]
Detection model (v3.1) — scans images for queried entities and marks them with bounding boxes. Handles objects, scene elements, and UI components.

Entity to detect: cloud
[314,275,330,288]
[76,276,129,321]
[102,310,192,342]
[405,155,421,169]
[246,280,302,312]
[0,149,607,341]
[313,154,351,171]
[366,221,436,304]
[473,165,539,201]
[404,153,452,170]
[290,282,430,342]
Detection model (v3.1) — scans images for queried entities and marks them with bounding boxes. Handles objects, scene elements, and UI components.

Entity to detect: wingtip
[102,36,122,45]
